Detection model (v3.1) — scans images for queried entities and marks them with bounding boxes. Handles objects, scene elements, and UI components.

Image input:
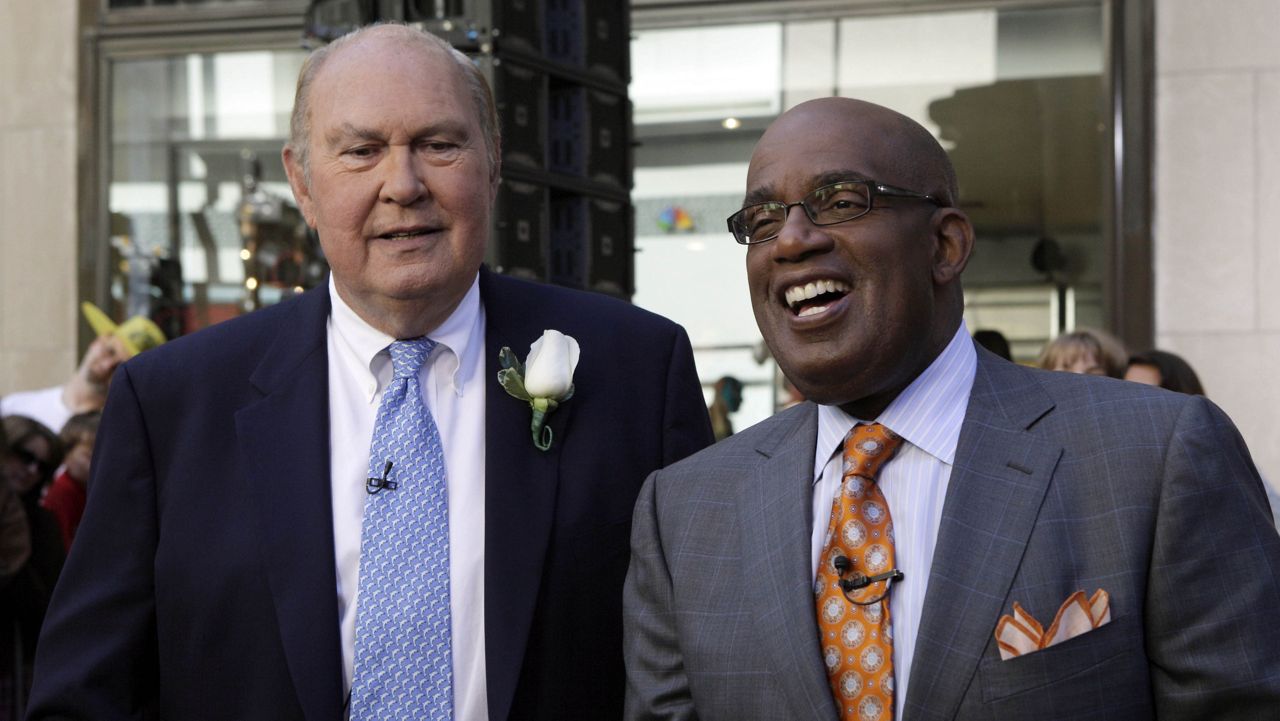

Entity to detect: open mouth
[784,279,851,317]
[378,227,436,240]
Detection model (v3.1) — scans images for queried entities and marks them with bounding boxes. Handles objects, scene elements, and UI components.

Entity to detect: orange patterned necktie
[815,423,905,721]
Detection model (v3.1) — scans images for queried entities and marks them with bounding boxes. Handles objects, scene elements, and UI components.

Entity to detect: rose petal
[523,329,579,398]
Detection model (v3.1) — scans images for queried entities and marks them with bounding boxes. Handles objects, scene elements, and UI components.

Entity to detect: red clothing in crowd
[40,471,86,551]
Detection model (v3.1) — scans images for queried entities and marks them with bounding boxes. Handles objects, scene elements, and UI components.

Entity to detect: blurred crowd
[1,410,99,716]
[0,308,162,719]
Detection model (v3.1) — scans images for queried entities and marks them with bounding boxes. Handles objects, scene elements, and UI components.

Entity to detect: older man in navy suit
[28,24,712,721]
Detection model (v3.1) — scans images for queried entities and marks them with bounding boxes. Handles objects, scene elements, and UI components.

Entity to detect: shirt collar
[813,321,977,482]
[328,273,484,401]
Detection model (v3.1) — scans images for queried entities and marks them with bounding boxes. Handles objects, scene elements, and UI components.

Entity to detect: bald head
[751,97,959,207]
[287,23,500,185]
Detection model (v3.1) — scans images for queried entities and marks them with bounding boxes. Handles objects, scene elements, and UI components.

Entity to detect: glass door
[106,47,317,339]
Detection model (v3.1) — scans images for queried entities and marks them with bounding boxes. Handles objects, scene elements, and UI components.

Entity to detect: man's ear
[931,207,974,286]
[488,143,502,203]
[282,145,317,228]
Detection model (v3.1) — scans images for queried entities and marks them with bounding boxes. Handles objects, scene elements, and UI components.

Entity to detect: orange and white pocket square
[994,589,1111,660]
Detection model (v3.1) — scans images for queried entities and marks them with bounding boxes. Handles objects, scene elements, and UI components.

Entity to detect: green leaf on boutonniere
[497,366,531,400]
[498,346,524,375]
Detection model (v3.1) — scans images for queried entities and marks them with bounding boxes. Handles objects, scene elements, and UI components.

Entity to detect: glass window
[109,0,297,7]
[631,3,1107,431]
[108,48,316,340]
[631,23,783,125]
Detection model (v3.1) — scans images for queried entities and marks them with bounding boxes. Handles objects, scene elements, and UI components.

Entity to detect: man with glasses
[624,97,1280,720]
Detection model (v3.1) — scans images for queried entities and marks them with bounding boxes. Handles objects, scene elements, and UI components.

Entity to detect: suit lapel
[234,287,345,721]
[480,271,576,721]
[739,404,839,721]
[903,351,1061,721]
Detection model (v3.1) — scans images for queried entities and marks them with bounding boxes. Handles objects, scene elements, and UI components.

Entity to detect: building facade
[3,0,1278,484]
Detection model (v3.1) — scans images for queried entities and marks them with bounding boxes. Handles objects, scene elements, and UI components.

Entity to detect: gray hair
[286,22,501,186]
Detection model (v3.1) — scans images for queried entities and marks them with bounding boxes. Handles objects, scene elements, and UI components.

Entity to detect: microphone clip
[366,460,396,494]
[832,554,903,605]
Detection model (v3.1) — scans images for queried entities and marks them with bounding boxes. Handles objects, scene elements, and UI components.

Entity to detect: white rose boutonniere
[497,329,580,451]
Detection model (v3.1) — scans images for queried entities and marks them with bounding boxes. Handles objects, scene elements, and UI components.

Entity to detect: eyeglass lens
[733,181,873,244]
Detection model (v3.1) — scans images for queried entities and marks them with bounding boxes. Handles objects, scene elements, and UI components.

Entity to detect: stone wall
[1156,0,1280,484]
[0,0,80,396]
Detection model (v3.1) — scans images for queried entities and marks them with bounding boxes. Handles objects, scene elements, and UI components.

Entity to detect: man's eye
[749,214,780,234]
[818,192,862,209]
[344,146,377,158]
[420,140,459,152]
[811,191,869,219]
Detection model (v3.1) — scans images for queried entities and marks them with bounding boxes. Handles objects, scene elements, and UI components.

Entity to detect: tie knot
[842,423,904,482]
[387,337,436,380]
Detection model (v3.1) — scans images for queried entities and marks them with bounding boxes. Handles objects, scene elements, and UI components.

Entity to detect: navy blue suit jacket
[27,269,713,720]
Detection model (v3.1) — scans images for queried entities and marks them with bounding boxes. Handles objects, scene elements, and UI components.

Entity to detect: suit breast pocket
[978,613,1145,705]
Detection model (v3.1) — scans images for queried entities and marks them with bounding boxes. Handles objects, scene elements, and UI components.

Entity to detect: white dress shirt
[810,322,976,718]
[327,275,489,720]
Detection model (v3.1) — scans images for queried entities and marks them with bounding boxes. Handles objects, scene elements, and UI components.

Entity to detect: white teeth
[798,304,830,317]
[384,230,425,239]
[783,279,851,309]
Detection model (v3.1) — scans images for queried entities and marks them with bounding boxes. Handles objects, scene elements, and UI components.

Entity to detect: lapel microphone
[366,459,396,494]
[833,555,904,593]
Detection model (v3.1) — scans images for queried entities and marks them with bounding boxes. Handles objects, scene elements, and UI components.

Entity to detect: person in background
[1124,349,1205,395]
[0,423,31,583]
[0,417,64,718]
[708,376,744,441]
[972,329,1012,362]
[0,304,164,434]
[1036,328,1127,378]
[780,377,806,410]
[0,423,30,721]
[41,412,100,551]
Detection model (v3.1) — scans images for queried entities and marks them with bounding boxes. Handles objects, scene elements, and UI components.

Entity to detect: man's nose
[771,204,834,261]
[380,146,428,205]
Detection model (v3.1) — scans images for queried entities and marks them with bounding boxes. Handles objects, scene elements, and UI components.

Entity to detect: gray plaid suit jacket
[624,346,1280,720]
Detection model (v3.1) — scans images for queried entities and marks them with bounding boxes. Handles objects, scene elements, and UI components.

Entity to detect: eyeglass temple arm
[875,183,946,207]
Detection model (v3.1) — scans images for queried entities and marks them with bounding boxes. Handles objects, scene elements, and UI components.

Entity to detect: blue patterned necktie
[349,337,453,719]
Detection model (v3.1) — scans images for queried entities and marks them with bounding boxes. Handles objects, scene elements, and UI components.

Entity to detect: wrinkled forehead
[308,38,476,135]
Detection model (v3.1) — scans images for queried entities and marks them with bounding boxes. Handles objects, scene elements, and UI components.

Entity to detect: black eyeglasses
[726,179,944,245]
[10,446,55,477]
[833,554,903,606]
